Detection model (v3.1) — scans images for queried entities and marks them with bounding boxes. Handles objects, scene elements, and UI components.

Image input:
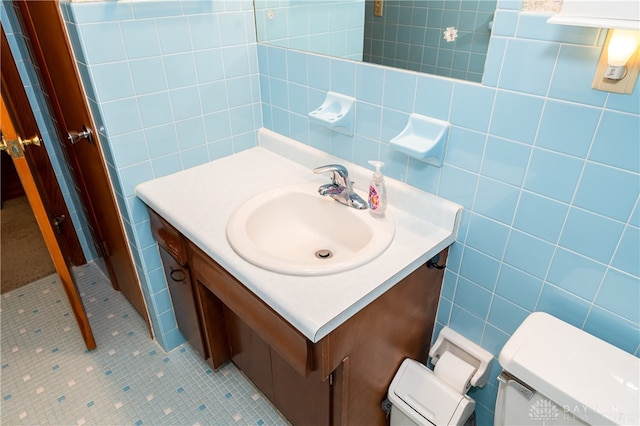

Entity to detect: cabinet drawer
[149,208,188,265]
[190,243,312,377]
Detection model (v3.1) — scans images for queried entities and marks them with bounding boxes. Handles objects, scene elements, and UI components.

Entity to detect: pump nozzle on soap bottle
[368,160,387,218]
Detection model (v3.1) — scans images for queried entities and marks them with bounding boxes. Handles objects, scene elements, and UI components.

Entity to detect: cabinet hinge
[426,253,446,270]
[329,373,334,387]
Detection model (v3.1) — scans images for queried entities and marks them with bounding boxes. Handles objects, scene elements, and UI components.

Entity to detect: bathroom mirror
[253,0,497,83]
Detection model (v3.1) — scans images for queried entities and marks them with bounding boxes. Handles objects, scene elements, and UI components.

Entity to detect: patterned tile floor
[1,263,290,425]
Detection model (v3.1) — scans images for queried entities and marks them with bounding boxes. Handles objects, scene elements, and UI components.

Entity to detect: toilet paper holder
[429,327,494,390]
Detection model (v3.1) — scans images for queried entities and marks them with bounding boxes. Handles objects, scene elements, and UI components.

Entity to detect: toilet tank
[498,312,639,426]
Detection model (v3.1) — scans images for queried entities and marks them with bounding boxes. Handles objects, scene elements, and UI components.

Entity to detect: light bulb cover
[607,29,640,67]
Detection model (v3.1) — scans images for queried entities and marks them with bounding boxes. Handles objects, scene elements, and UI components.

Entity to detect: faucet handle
[313,164,349,186]
[313,164,349,178]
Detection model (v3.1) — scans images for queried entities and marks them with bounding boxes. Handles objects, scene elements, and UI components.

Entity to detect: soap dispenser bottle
[368,160,387,217]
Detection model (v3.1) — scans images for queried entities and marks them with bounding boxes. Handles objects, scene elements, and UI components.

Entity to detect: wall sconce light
[593,29,639,94]
[604,29,639,80]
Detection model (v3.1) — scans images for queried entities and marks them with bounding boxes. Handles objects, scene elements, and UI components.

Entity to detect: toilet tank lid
[499,312,640,426]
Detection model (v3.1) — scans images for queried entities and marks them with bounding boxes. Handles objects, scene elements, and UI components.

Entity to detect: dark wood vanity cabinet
[148,208,447,426]
[190,243,331,425]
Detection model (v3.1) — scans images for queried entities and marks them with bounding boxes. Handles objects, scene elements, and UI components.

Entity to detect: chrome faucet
[312,164,368,209]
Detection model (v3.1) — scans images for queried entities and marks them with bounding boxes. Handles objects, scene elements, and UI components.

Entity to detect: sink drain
[315,249,333,259]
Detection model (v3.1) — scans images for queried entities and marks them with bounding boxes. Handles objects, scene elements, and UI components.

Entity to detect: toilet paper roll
[434,352,476,394]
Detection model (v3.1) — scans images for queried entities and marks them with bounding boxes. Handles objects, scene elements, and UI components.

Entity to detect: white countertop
[135,129,462,343]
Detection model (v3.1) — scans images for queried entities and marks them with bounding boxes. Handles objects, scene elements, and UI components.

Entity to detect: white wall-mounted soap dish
[390,113,449,167]
[308,91,355,136]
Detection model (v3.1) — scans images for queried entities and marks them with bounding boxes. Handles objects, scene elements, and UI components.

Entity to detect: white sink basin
[226,183,395,275]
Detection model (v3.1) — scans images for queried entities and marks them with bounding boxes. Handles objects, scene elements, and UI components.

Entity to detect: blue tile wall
[59,0,261,351]
[258,6,640,425]
[254,0,365,60]
[1,2,96,261]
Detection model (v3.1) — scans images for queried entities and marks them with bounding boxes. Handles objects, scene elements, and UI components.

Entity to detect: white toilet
[387,326,494,426]
[495,312,640,426]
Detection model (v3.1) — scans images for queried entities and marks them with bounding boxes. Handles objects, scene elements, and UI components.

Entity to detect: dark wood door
[13,0,150,329]
[1,26,84,265]
[1,26,95,350]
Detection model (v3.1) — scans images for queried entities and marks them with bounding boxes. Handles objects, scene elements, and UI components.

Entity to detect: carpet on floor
[1,195,55,294]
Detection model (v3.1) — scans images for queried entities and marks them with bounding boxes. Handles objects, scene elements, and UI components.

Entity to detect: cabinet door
[319,250,448,426]
[159,246,206,359]
[271,349,330,426]
[224,307,275,402]
[224,307,331,426]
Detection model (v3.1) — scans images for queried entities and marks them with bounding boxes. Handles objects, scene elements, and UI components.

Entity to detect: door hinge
[52,215,66,234]
[99,240,110,257]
